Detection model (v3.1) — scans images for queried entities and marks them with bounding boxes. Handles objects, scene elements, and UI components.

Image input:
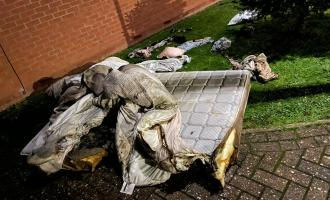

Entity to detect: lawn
[116,0,330,128]
[1,0,329,130]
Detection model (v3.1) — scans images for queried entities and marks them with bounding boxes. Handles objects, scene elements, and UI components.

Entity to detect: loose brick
[252,170,288,192]
[298,160,330,182]
[282,182,307,200]
[281,150,303,168]
[302,147,324,163]
[230,175,264,197]
[306,178,330,200]
[260,188,282,200]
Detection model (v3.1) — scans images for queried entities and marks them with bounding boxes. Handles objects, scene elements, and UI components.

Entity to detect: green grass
[1,0,329,130]
[116,0,330,128]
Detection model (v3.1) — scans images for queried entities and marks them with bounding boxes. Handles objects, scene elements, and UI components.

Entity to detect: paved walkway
[2,124,329,200]
[148,123,330,200]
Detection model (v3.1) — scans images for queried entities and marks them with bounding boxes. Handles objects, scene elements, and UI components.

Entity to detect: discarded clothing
[44,56,129,121]
[229,53,278,82]
[130,37,213,59]
[211,37,231,52]
[177,37,214,52]
[157,47,185,58]
[128,35,186,59]
[128,48,152,59]
[230,55,257,75]
[45,74,87,122]
[149,35,186,51]
[157,37,214,58]
[255,53,279,82]
[228,10,258,26]
[137,55,191,72]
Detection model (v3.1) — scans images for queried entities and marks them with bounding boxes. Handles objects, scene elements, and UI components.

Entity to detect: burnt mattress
[155,70,250,156]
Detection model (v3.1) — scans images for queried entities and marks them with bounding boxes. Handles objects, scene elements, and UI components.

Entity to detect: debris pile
[229,53,279,82]
[21,63,210,194]
[21,21,278,195]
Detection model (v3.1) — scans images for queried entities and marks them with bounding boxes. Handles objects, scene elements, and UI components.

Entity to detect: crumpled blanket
[229,53,278,82]
[90,65,203,190]
[21,64,205,194]
[45,74,87,122]
[44,57,130,121]
[40,56,188,126]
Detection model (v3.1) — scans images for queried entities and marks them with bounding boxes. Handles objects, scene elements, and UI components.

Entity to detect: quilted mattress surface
[155,70,250,155]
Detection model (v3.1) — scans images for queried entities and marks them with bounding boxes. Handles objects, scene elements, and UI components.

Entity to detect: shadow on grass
[249,83,330,104]
[227,16,330,61]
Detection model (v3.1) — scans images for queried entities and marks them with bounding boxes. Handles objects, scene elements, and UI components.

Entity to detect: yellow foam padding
[214,128,236,187]
[81,149,108,172]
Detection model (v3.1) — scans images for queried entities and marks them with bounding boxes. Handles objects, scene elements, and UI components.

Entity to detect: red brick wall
[0,46,25,108]
[0,0,218,110]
